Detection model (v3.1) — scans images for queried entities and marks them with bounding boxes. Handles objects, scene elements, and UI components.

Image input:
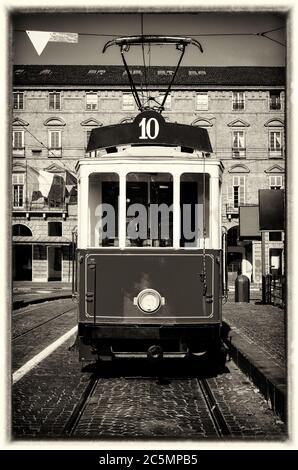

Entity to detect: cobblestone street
[11,299,286,440]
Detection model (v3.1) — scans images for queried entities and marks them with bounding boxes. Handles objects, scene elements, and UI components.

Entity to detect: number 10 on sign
[139,117,160,140]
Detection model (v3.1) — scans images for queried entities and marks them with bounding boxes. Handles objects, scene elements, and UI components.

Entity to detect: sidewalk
[13,282,72,309]
[222,294,286,421]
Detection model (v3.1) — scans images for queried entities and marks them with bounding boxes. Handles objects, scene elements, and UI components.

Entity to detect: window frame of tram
[180,173,209,248]
[89,172,119,247]
[125,172,173,247]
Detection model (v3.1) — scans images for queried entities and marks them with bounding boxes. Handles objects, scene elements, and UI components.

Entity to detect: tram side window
[180,173,210,247]
[88,173,119,247]
[126,173,173,247]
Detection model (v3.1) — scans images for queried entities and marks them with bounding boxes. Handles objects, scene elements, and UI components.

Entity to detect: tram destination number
[98,453,199,467]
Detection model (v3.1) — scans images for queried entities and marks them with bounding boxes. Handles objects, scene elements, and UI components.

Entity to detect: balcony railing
[13,147,25,157]
[48,147,62,157]
[268,148,284,158]
[226,203,239,215]
[232,147,246,158]
[13,199,67,212]
[232,100,245,110]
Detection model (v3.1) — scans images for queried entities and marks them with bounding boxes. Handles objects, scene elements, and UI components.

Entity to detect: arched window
[13,224,32,236]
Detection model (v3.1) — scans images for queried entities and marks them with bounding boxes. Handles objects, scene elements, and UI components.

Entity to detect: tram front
[75,111,225,363]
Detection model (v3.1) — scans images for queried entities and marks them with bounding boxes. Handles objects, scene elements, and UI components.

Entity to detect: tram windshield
[126,173,173,247]
[88,171,210,248]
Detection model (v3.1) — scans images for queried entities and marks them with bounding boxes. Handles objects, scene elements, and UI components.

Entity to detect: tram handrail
[222,227,228,300]
[71,229,78,299]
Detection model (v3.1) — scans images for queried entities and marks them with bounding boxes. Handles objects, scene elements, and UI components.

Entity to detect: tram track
[62,369,232,438]
[197,377,231,437]
[63,373,100,436]
[12,304,76,341]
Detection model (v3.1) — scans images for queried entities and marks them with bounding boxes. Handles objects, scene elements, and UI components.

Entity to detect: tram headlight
[135,289,163,313]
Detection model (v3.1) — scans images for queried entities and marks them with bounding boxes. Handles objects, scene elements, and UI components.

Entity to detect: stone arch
[227,225,240,246]
[228,164,250,173]
[120,117,134,124]
[264,118,284,127]
[43,117,66,126]
[191,117,213,127]
[12,224,32,236]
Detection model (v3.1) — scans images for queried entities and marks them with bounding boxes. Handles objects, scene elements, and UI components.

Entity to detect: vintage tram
[74,109,226,363]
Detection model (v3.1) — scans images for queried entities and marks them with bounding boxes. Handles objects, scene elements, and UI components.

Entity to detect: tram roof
[13,65,285,88]
[75,149,225,173]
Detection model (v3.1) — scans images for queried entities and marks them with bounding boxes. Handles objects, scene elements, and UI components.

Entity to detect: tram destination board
[87,110,213,153]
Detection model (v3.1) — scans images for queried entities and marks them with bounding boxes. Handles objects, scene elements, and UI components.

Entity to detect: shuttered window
[196,93,208,111]
[269,91,281,110]
[228,176,245,209]
[86,93,98,110]
[122,93,135,111]
[13,92,24,110]
[12,173,25,208]
[49,92,61,110]
[232,131,246,158]
[233,131,245,149]
[269,175,283,189]
[269,131,282,150]
[49,130,61,149]
[232,91,245,110]
[13,131,24,149]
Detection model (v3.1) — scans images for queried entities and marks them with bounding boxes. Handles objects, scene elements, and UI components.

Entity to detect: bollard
[235,274,250,303]
[262,274,272,304]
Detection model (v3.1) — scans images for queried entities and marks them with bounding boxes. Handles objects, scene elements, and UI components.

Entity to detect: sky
[12,11,286,66]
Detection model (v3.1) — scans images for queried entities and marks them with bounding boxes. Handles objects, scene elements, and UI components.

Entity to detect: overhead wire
[16,122,59,159]
[140,14,149,107]
[13,25,285,37]
[13,25,286,46]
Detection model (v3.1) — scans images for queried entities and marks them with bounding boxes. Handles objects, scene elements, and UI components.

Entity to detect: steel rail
[63,373,99,436]
[197,377,231,436]
[12,305,75,341]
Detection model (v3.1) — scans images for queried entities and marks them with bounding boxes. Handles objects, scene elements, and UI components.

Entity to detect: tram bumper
[78,322,221,362]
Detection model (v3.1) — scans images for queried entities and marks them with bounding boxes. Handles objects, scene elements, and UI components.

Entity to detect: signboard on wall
[239,205,261,239]
[259,189,285,231]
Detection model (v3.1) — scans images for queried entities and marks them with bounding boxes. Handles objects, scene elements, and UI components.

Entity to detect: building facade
[12,65,285,283]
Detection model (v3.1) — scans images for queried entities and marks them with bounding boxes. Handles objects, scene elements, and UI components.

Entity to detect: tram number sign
[86,109,213,153]
[139,117,160,140]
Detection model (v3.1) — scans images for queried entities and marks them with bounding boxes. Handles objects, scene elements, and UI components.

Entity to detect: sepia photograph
[5,4,293,450]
